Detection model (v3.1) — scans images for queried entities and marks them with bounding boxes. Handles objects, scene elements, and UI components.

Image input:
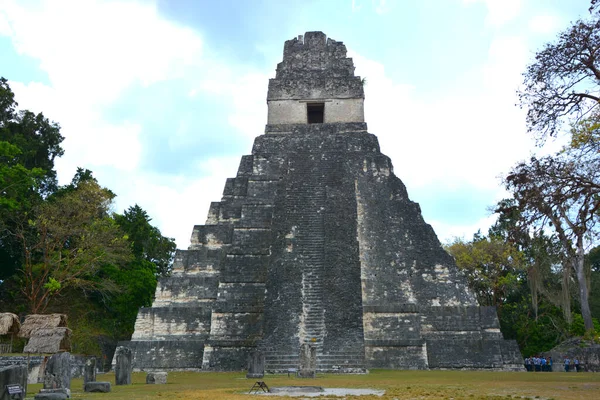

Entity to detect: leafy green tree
[100,260,157,337]
[0,141,44,211]
[0,78,63,194]
[14,176,131,313]
[0,77,64,281]
[502,155,600,330]
[586,246,600,319]
[446,233,525,315]
[114,204,176,276]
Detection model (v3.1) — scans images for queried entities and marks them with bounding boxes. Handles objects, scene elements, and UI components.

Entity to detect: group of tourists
[524,356,553,372]
[562,357,582,372]
[524,356,583,372]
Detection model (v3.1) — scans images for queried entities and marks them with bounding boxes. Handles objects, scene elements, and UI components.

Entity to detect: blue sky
[0,0,591,248]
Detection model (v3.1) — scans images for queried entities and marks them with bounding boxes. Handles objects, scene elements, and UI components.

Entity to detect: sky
[0,0,593,249]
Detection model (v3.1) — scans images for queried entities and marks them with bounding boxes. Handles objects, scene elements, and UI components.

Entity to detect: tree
[519,8,600,142]
[501,155,600,330]
[0,78,64,281]
[0,78,17,125]
[0,141,44,212]
[446,233,525,314]
[114,205,176,276]
[15,177,132,313]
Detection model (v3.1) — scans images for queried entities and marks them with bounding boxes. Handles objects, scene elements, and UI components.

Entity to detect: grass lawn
[25,370,600,400]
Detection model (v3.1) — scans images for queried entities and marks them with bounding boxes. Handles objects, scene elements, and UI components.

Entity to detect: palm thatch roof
[18,314,68,338]
[23,327,72,353]
[0,313,20,336]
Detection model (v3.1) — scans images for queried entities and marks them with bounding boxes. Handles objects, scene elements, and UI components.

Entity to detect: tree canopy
[115,205,176,277]
[16,177,132,313]
[519,9,600,142]
[0,77,175,354]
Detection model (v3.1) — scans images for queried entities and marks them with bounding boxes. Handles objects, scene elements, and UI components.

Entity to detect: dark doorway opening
[307,103,324,124]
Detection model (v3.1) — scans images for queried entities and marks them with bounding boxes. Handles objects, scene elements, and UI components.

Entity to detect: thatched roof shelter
[18,314,68,338]
[23,327,72,353]
[0,313,20,336]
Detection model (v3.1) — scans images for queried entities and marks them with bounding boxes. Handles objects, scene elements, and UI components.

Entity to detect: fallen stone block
[84,381,111,392]
[146,371,167,384]
[34,388,70,400]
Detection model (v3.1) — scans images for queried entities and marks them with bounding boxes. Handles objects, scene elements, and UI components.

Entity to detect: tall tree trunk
[575,242,594,331]
[561,266,572,324]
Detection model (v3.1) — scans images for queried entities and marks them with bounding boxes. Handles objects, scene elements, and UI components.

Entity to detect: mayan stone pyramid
[125,32,523,372]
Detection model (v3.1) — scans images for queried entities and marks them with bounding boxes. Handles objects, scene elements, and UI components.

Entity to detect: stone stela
[34,352,71,400]
[122,31,523,373]
[114,347,132,385]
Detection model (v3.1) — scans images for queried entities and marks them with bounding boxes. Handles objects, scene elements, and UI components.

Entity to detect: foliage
[0,78,167,353]
[568,313,600,336]
[15,177,132,313]
[114,204,176,276]
[0,78,64,281]
[0,141,44,210]
[100,259,157,337]
[568,112,600,156]
[0,79,63,194]
[500,154,600,330]
[446,233,525,313]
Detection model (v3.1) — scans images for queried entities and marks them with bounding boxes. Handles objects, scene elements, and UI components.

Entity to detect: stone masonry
[124,31,523,372]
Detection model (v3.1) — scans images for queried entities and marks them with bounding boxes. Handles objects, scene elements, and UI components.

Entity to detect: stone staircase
[262,157,326,372]
[264,156,367,373]
[296,161,326,353]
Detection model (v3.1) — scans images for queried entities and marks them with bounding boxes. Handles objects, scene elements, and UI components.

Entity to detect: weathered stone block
[34,388,70,400]
[121,340,205,370]
[33,392,68,400]
[84,381,111,392]
[246,351,265,379]
[146,372,167,384]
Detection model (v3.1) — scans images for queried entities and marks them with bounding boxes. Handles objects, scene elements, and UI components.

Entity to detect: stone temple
[125,32,522,372]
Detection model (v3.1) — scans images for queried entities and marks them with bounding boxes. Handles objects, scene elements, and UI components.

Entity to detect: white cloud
[105,155,241,248]
[227,72,269,139]
[0,0,267,248]
[1,0,204,179]
[373,0,390,15]
[349,32,537,236]
[3,0,203,107]
[351,34,532,195]
[465,0,522,27]
[529,14,561,34]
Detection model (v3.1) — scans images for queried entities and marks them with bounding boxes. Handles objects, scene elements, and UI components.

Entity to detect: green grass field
[25,370,600,400]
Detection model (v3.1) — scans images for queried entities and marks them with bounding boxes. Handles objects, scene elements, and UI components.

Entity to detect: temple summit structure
[124,32,523,372]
